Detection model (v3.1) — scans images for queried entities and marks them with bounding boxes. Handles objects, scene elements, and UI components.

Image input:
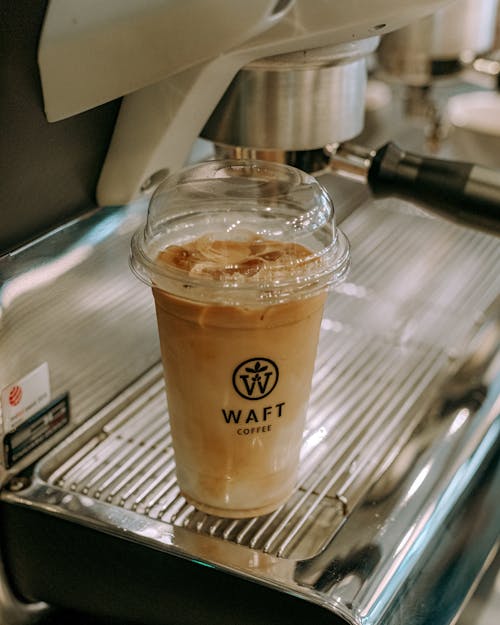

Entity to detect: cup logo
[232,358,279,400]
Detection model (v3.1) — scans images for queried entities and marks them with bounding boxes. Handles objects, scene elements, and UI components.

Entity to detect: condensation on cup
[130,159,351,518]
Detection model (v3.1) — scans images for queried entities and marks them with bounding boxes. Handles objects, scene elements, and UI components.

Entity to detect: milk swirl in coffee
[153,233,326,518]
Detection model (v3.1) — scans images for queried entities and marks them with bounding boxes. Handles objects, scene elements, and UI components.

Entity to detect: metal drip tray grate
[35,203,500,562]
[41,337,446,560]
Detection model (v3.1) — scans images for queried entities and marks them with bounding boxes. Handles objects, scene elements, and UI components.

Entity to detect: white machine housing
[38,0,454,205]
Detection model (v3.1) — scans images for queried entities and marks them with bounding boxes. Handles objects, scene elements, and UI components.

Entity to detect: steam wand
[328,142,500,235]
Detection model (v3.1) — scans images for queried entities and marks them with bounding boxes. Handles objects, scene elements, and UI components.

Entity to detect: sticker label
[1,363,50,433]
[3,394,70,468]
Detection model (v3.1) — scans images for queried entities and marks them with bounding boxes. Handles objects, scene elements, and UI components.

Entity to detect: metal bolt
[7,476,30,492]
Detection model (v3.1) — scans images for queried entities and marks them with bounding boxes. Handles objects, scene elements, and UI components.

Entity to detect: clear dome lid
[130,159,350,305]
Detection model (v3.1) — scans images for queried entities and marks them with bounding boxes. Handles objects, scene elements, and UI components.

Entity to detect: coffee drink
[153,235,326,517]
[130,159,350,518]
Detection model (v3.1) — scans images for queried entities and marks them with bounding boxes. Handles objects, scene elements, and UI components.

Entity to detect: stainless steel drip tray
[3,204,500,625]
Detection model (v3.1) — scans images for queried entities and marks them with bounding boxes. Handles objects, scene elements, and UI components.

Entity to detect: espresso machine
[1,1,499,624]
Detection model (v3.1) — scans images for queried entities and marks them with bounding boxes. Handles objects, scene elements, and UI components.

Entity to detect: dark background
[0,0,121,254]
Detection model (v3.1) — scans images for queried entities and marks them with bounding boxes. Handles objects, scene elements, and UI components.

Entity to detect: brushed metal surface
[0,201,161,484]
[377,0,499,85]
[5,199,499,624]
[201,40,379,150]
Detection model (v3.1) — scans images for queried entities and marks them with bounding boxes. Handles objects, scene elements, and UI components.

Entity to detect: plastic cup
[130,159,350,518]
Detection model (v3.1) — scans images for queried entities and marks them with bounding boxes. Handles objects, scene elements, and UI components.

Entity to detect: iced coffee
[153,236,326,516]
[130,160,350,517]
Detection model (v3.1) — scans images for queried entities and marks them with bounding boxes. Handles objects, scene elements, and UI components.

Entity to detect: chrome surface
[212,146,331,175]
[4,199,500,624]
[0,201,161,485]
[377,0,498,85]
[327,143,375,184]
[201,40,379,150]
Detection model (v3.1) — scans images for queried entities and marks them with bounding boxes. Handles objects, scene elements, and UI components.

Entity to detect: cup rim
[130,227,351,305]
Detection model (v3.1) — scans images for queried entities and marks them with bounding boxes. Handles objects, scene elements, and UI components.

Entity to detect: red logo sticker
[8,385,23,407]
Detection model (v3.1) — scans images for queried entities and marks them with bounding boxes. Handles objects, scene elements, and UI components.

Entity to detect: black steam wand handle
[366,142,500,235]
